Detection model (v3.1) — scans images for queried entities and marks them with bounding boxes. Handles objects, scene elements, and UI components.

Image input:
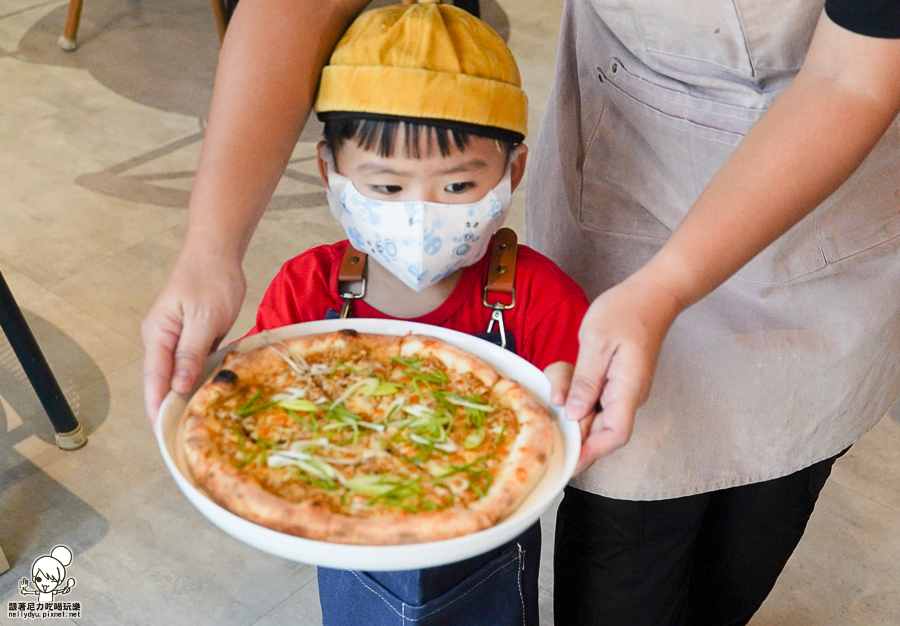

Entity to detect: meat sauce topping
[205,345,518,516]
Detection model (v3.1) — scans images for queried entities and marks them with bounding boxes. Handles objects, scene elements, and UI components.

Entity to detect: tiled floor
[0,0,898,624]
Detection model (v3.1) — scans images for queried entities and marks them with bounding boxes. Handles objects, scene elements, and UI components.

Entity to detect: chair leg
[58,0,84,51]
[0,271,86,450]
[0,544,9,574]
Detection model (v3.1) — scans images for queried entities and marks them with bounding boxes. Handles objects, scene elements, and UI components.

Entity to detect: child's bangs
[325,117,471,159]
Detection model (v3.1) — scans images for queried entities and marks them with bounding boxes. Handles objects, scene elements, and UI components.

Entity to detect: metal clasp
[483,287,515,350]
[486,308,508,349]
[483,286,515,310]
[338,278,366,319]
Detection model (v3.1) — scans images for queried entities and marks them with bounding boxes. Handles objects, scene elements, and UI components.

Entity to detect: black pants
[554,450,847,626]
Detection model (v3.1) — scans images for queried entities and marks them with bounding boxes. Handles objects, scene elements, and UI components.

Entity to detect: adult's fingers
[171,313,221,395]
[141,253,246,424]
[564,282,672,471]
[543,361,574,406]
[573,379,642,474]
[544,361,608,475]
[142,306,227,423]
[563,328,614,422]
[141,308,183,423]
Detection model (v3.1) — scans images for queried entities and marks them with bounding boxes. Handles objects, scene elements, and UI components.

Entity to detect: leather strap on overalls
[334,228,518,352]
[481,227,517,350]
[336,245,367,319]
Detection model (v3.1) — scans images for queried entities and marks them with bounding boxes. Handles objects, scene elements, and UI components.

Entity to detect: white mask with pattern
[323,148,513,292]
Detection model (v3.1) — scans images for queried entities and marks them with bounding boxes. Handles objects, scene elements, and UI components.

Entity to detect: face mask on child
[323,148,514,292]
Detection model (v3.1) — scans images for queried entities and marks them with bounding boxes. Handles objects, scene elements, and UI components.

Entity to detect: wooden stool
[58,0,83,51]
[58,0,228,50]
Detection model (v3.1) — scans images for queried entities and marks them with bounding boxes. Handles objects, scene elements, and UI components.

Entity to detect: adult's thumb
[170,318,218,395]
[564,343,612,421]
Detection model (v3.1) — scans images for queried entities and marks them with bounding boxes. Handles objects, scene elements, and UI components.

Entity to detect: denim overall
[318,268,540,625]
[318,522,540,625]
[527,0,900,500]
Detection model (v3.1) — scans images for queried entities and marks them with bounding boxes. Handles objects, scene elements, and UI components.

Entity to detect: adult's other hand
[141,252,246,423]
[563,272,682,474]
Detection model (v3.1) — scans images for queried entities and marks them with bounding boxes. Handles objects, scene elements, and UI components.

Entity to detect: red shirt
[250,239,589,370]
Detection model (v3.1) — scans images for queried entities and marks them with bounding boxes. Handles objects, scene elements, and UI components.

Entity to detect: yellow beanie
[315,0,528,141]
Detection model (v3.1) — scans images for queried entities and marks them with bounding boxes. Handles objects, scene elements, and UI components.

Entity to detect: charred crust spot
[212,369,238,385]
[340,328,359,337]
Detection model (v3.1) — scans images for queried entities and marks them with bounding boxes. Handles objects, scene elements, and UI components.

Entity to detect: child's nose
[420,187,443,203]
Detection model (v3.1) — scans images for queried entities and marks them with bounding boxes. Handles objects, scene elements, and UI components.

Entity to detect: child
[248,1,589,623]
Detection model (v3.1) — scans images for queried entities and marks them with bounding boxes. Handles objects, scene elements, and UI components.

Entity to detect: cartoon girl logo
[19,545,76,603]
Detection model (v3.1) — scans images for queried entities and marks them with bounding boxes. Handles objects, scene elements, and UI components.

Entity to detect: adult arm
[141,0,369,421]
[561,12,900,473]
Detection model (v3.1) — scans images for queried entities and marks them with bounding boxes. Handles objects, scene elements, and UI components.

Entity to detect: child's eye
[370,185,403,195]
[445,182,475,194]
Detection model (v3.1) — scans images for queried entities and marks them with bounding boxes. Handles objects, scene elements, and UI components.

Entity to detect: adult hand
[141,252,246,423]
[138,0,371,423]
[552,11,900,476]
[561,272,682,474]
[545,361,596,472]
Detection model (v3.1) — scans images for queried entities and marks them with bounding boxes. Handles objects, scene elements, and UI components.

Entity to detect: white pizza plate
[156,318,579,571]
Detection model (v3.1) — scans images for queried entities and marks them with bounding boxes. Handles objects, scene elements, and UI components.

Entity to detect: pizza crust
[470,379,555,522]
[181,330,557,545]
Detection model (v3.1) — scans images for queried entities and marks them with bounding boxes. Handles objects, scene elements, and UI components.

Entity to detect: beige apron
[527,0,900,499]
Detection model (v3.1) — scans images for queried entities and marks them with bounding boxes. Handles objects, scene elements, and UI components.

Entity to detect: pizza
[180,329,556,545]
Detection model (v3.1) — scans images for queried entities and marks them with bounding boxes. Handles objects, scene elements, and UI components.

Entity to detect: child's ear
[316,140,330,186]
[510,144,528,194]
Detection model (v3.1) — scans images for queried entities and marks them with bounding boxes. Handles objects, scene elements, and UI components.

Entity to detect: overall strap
[334,233,519,355]
[484,227,518,297]
[337,244,367,319]
[482,228,517,351]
